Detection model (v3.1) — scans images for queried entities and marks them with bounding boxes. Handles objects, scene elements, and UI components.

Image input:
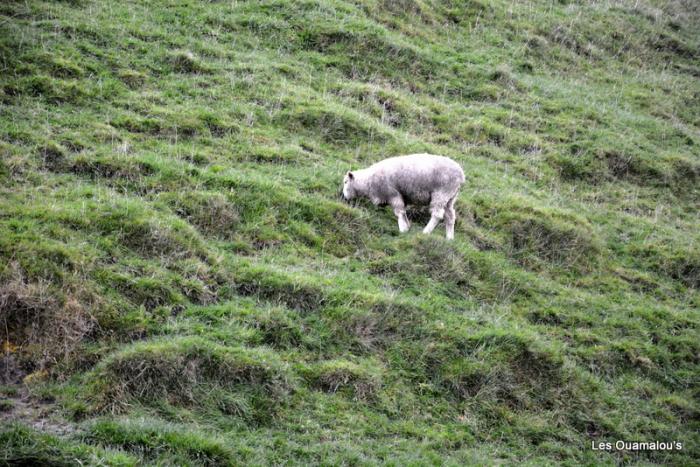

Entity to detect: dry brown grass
[0,263,96,381]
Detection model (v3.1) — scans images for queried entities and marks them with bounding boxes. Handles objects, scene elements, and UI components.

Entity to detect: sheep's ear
[347,171,354,180]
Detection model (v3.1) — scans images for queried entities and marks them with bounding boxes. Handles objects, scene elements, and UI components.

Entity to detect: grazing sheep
[342,153,465,240]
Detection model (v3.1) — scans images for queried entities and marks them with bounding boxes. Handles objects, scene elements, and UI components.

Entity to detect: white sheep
[342,153,465,240]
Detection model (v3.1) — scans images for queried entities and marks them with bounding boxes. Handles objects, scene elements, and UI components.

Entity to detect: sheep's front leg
[390,198,410,233]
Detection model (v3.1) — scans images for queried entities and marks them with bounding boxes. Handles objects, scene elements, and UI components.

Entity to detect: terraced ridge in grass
[1,0,699,464]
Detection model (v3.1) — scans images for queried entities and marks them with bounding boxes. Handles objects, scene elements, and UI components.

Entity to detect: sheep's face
[342,171,357,200]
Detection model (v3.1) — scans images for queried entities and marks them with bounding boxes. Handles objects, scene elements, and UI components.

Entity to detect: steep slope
[1,0,698,464]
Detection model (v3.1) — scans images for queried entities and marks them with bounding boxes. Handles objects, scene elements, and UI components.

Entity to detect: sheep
[341,153,465,240]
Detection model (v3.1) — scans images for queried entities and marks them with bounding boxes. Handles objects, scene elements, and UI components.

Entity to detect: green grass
[1,0,698,464]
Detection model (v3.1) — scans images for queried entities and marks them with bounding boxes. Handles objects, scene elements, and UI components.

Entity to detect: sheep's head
[342,171,357,200]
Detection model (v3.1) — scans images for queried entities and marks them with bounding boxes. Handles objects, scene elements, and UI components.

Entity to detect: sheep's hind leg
[424,192,452,235]
[444,195,457,240]
[391,198,410,233]
[423,206,445,235]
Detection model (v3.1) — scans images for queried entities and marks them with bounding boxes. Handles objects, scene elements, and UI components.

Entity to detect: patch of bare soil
[1,355,77,437]
[1,384,77,437]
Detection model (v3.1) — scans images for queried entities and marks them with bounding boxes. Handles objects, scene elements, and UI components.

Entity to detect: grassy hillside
[1,0,698,464]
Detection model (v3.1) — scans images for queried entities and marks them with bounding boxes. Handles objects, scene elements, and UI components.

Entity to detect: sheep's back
[369,154,463,204]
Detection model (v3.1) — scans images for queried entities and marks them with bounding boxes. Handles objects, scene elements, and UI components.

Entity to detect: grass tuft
[84,419,233,466]
[303,358,383,401]
[85,337,295,419]
[474,196,601,272]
